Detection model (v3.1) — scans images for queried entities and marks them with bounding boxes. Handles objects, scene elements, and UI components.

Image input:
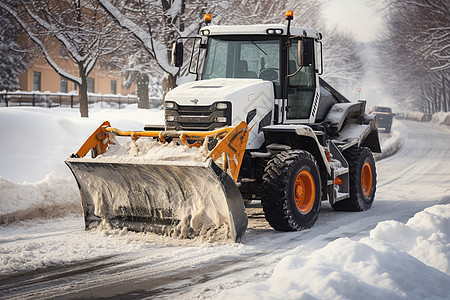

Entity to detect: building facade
[18,56,136,95]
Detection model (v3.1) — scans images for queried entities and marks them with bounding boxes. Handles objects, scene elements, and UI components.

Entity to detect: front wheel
[261,150,322,231]
[332,147,376,211]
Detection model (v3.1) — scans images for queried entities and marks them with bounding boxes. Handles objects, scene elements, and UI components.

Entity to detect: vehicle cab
[165,11,324,151]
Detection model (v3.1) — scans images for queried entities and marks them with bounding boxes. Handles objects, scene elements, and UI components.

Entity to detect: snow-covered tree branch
[0,0,129,117]
[0,9,29,91]
[375,0,449,112]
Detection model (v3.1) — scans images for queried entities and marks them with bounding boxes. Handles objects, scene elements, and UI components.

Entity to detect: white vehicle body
[165,78,273,150]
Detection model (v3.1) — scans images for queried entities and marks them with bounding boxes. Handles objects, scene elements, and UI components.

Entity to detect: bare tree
[97,0,191,100]
[321,29,363,98]
[0,0,128,117]
[98,0,327,95]
[375,0,449,112]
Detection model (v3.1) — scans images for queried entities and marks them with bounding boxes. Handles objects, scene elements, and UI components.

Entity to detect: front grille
[165,101,232,131]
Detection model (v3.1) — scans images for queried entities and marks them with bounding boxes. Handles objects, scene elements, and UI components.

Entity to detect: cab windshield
[202,36,281,96]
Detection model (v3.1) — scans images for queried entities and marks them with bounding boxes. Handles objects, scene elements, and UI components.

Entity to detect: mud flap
[65,158,248,242]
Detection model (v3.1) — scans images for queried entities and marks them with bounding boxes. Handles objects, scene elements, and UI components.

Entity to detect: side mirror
[297,39,304,66]
[171,42,183,67]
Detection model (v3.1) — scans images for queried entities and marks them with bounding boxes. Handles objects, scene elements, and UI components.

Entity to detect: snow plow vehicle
[66,11,380,242]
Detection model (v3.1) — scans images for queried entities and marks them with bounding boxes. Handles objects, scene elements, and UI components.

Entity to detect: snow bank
[0,106,163,183]
[398,111,427,122]
[0,106,163,223]
[370,203,450,275]
[374,120,405,161]
[0,173,80,224]
[431,112,450,127]
[218,203,450,300]
[397,111,450,126]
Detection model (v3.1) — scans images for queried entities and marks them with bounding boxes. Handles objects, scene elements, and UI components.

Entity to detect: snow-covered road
[1,117,449,299]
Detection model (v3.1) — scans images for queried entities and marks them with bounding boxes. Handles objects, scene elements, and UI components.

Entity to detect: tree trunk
[137,73,149,109]
[162,73,176,102]
[443,74,448,113]
[79,64,89,118]
[434,88,438,113]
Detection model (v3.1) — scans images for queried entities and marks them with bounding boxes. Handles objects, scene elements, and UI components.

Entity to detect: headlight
[216,117,227,123]
[165,102,175,109]
[216,103,227,109]
[166,115,175,122]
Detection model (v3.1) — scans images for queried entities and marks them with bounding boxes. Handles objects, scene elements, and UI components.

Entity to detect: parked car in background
[370,106,394,133]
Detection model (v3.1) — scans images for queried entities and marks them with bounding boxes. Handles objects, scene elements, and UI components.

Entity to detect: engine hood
[165,78,272,105]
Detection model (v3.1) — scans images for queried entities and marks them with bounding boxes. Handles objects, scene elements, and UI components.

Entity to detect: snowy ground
[0,107,449,299]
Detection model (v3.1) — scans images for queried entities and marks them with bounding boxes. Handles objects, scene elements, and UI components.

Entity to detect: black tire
[261,150,322,231]
[331,147,376,211]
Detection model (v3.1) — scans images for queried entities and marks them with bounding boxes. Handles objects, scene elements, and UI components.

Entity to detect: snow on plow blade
[65,121,250,242]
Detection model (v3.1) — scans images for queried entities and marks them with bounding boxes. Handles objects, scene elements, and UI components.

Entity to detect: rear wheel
[332,147,376,211]
[261,150,322,231]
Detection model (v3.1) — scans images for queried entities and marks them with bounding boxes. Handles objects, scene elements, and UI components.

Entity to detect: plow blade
[66,159,247,242]
[66,122,251,242]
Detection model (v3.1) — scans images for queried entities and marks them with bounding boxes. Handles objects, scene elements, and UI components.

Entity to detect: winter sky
[324,0,385,42]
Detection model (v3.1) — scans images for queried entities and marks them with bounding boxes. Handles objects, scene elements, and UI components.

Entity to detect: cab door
[284,38,318,124]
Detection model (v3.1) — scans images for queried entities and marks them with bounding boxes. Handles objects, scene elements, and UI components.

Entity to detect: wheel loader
[66,11,380,242]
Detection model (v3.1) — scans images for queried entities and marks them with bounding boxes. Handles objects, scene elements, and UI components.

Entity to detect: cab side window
[286,38,315,120]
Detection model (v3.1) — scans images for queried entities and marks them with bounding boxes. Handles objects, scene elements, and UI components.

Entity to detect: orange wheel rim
[294,170,315,213]
[361,162,373,197]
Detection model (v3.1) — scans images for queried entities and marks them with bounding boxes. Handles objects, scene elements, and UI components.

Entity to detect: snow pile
[371,203,450,275]
[74,138,237,243]
[0,173,80,224]
[74,160,236,243]
[398,111,450,126]
[0,106,163,223]
[431,112,450,127]
[400,111,426,122]
[0,105,163,183]
[97,136,208,164]
[394,111,450,127]
[218,204,450,299]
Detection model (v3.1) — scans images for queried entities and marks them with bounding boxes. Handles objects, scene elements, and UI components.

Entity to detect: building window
[60,77,68,93]
[87,78,95,93]
[111,80,117,95]
[74,82,78,91]
[33,72,41,91]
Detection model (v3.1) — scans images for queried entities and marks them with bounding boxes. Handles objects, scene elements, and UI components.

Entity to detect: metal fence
[0,91,140,109]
